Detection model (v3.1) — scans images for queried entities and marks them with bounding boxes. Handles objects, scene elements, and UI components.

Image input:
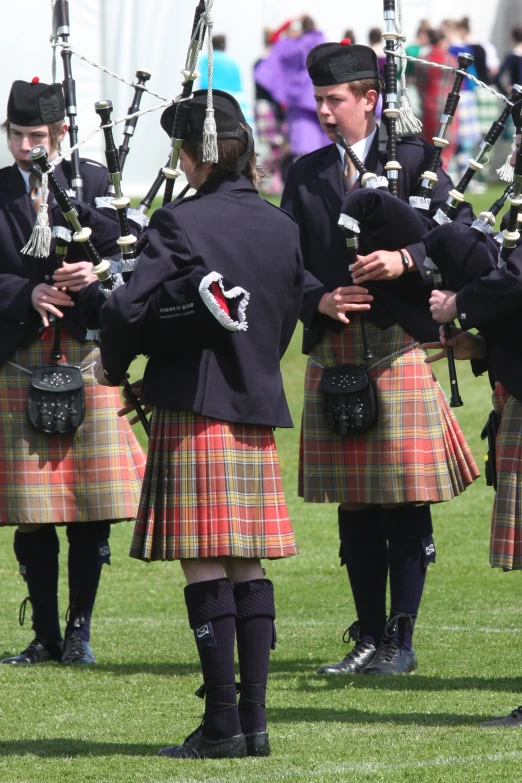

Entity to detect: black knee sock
[384,506,433,651]
[234,579,276,735]
[338,507,388,645]
[14,527,62,644]
[184,578,241,741]
[66,522,111,642]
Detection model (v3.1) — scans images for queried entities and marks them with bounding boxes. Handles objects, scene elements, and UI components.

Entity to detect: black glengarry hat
[7,78,65,126]
[307,43,380,86]
[161,89,249,143]
[161,89,254,172]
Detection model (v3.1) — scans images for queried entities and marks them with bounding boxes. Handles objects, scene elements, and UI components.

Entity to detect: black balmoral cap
[7,78,65,126]
[307,43,380,87]
[161,89,247,142]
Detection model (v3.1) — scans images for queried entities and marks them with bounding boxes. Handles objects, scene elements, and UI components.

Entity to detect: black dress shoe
[61,631,96,664]
[244,731,270,757]
[1,637,62,664]
[361,640,417,675]
[317,640,377,674]
[158,726,247,759]
[479,707,522,727]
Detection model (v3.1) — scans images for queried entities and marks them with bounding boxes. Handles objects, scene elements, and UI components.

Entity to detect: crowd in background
[200,16,522,195]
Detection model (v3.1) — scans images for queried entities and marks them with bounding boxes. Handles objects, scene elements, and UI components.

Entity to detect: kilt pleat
[490,383,522,570]
[130,409,297,562]
[299,319,479,505]
[455,90,481,147]
[0,331,146,525]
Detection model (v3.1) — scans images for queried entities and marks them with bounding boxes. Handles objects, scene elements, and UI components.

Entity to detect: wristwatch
[398,249,410,273]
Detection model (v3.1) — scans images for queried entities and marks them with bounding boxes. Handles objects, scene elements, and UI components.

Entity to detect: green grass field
[0,186,521,782]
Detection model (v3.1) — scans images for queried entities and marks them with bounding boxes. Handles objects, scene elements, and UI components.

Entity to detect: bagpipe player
[424,120,522,728]
[92,89,303,760]
[0,78,146,665]
[281,41,479,677]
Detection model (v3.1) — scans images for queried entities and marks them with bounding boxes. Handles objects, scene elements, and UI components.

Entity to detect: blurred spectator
[200,35,242,93]
[416,29,459,170]
[495,25,522,95]
[199,34,253,138]
[343,29,356,45]
[405,21,434,120]
[254,28,287,194]
[254,15,329,175]
[406,20,432,74]
[460,16,500,189]
[441,19,481,182]
[369,27,384,54]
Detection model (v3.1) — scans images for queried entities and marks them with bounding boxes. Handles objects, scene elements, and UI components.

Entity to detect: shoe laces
[345,639,374,661]
[63,630,84,658]
[237,683,266,711]
[342,621,361,644]
[23,637,45,656]
[373,639,400,663]
[384,613,416,639]
[184,723,204,745]
[18,596,32,627]
[194,682,239,714]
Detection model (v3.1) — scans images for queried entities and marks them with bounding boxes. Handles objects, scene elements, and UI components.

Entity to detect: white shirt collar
[336,126,377,173]
[18,166,32,192]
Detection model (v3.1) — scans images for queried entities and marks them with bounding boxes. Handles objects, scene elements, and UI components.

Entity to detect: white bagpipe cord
[393,0,422,136]
[202,0,218,163]
[497,136,516,183]
[21,173,51,258]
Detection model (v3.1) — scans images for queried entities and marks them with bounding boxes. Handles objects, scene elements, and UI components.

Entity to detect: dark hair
[1,118,65,151]
[368,27,382,46]
[302,16,315,33]
[183,132,259,187]
[428,29,445,47]
[513,25,522,44]
[213,34,226,51]
[343,29,356,44]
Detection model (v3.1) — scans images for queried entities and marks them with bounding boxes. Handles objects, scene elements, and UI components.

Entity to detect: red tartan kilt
[0,330,146,525]
[299,319,479,505]
[490,383,522,570]
[130,409,297,561]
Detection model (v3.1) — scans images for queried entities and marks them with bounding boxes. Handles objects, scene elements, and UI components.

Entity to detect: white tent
[0,0,513,196]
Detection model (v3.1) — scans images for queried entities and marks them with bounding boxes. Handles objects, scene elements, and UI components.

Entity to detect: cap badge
[329,53,358,82]
[39,94,61,123]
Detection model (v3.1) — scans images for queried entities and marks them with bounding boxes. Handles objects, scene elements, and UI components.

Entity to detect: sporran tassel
[497,141,516,183]
[85,329,101,341]
[21,172,52,258]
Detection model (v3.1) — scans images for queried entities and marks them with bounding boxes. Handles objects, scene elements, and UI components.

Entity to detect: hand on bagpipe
[423,325,487,365]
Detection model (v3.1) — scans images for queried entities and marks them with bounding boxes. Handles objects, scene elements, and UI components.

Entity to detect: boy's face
[8,122,66,170]
[313,83,378,146]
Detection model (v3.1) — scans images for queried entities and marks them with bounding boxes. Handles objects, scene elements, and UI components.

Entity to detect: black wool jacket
[99,175,304,428]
